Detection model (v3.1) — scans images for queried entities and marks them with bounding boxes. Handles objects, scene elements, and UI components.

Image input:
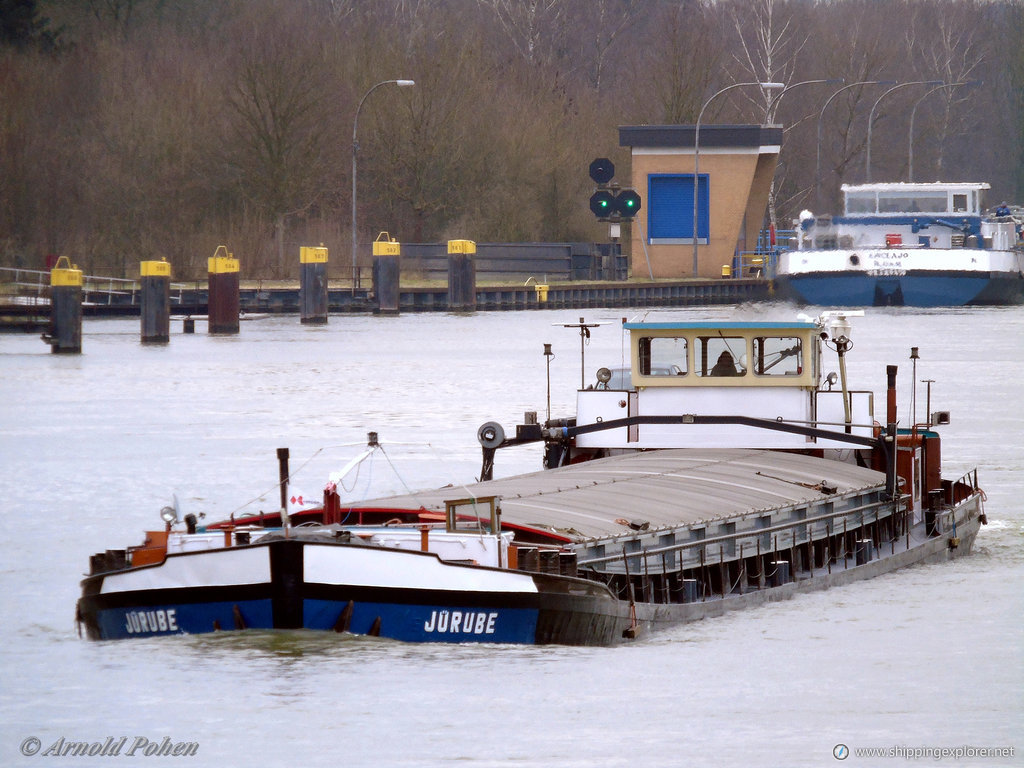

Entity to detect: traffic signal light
[615,189,641,218]
[589,158,615,186]
[587,157,641,222]
[589,189,616,218]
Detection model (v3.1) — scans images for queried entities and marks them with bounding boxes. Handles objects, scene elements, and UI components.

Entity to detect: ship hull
[78,497,982,646]
[77,538,629,645]
[774,269,1023,307]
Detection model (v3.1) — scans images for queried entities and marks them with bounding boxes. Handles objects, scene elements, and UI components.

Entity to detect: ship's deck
[345,448,887,541]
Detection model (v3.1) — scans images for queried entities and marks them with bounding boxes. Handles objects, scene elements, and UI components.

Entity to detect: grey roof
[348,448,886,542]
[618,124,783,150]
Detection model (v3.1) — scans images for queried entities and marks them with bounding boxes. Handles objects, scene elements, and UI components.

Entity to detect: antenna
[543,343,554,421]
[556,317,607,389]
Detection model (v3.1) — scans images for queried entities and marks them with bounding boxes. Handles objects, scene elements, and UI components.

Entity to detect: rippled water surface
[1,305,1021,767]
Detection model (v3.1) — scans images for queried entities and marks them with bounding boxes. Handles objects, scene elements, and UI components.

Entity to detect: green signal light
[589,189,617,218]
[615,190,642,219]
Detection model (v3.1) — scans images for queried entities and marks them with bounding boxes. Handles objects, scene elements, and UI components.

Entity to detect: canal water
[1,305,1021,767]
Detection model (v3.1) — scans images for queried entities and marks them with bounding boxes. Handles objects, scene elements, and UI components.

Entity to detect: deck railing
[575,494,894,569]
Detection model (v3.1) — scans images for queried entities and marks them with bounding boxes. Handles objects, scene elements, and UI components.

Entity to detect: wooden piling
[299,246,329,325]
[140,259,171,344]
[207,246,239,335]
[447,239,476,311]
[46,257,82,354]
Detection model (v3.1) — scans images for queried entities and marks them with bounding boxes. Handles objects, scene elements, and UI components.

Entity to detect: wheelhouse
[575,320,874,451]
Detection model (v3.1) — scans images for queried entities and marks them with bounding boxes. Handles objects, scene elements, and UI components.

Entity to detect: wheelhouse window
[696,336,744,377]
[877,192,947,213]
[845,191,876,214]
[637,337,687,377]
[752,336,803,376]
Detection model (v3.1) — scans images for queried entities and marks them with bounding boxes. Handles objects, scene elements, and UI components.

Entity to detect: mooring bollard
[372,233,400,315]
[45,256,82,354]
[208,246,239,335]
[681,578,699,603]
[447,239,476,311]
[771,560,790,587]
[299,246,328,325]
[140,259,171,344]
[854,539,874,566]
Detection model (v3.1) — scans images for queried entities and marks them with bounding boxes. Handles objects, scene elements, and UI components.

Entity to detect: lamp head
[395,79,415,87]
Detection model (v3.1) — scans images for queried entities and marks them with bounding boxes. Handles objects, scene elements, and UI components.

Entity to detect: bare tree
[474,0,568,66]
[805,0,895,211]
[726,0,808,230]
[570,0,643,93]
[634,0,720,123]
[1004,0,1024,198]
[222,14,336,273]
[905,0,988,180]
[728,0,805,118]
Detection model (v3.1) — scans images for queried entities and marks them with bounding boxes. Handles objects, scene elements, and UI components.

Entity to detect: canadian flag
[287,491,317,512]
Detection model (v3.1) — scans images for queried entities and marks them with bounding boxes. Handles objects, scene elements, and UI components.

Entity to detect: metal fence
[398,242,626,282]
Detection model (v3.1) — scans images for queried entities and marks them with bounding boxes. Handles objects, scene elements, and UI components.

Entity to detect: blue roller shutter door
[648,174,708,244]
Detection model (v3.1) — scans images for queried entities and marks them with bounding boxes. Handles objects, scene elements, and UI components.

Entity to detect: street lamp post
[692,81,784,277]
[351,78,415,293]
[815,80,896,210]
[865,80,941,183]
[908,80,978,182]
[766,78,844,123]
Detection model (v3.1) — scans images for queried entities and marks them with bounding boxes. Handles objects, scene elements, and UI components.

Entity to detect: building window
[648,174,708,245]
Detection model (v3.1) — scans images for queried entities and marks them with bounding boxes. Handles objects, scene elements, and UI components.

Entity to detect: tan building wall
[619,125,782,279]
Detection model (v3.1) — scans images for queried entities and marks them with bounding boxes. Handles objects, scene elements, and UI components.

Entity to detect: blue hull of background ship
[776,271,1022,307]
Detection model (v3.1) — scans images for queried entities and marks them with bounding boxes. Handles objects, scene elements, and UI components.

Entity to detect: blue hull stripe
[93,598,538,643]
[96,600,274,639]
[305,599,538,643]
[779,274,992,307]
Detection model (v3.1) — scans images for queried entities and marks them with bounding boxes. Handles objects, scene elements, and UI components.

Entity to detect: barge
[77,313,985,644]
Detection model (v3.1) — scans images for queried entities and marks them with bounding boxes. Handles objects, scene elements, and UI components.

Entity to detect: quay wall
[111,278,769,315]
[1,278,772,330]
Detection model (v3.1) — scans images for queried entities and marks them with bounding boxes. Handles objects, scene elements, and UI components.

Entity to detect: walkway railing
[727,228,796,279]
[0,267,194,308]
